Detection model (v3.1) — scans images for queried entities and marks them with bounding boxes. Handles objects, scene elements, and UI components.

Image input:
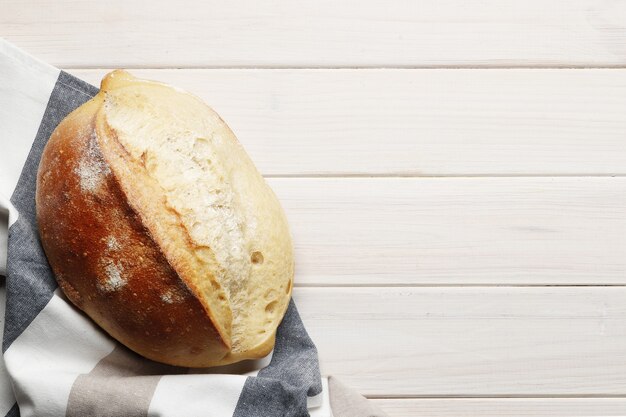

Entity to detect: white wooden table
[4,1,626,415]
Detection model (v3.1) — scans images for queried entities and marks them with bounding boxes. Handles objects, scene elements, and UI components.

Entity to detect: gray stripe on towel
[4,403,19,417]
[4,71,97,352]
[233,299,322,417]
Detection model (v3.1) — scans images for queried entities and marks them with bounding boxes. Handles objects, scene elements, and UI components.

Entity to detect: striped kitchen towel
[0,38,388,417]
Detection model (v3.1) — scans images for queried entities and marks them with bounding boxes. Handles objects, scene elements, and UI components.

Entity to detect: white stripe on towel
[4,290,116,417]
[0,38,59,202]
[148,374,245,416]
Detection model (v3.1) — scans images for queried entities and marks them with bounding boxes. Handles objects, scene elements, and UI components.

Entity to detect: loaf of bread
[36,70,294,367]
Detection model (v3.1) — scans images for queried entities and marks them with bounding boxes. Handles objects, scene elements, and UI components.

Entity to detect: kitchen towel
[0,38,388,417]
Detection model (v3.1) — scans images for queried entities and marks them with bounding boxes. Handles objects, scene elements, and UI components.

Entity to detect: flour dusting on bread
[96,260,127,293]
[106,236,120,251]
[160,289,185,304]
[75,131,110,193]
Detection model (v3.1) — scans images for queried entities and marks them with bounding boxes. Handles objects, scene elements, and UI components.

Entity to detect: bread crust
[37,97,233,366]
[36,70,294,367]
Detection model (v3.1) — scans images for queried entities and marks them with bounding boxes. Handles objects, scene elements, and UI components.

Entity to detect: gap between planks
[365,394,626,399]
[263,173,626,179]
[62,65,626,70]
[293,283,626,288]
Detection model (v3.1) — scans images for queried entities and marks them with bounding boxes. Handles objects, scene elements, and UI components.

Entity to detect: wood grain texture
[271,177,626,285]
[295,287,626,396]
[70,69,626,176]
[372,398,626,417]
[5,1,626,68]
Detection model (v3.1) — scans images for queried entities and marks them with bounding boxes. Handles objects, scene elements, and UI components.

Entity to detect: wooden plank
[270,177,626,285]
[70,69,626,176]
[371,398,626,417]
[5,1,626,68]
[295,287,626,396]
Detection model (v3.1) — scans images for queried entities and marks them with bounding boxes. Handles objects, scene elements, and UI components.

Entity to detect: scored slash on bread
[36,70,294,367]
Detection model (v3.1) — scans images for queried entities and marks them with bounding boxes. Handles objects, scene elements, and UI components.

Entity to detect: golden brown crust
[36,97,230,367]
[36,70,294,367]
